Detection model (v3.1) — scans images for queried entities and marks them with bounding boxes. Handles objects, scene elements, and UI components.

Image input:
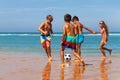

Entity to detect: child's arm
[74,25,78,36]
[103,28,107,44]
[82,25,96,34]
[38,23,46,34]
[50,24,54,36]
[61,25,66,44]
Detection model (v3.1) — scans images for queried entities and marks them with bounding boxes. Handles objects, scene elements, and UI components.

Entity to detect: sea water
[0,32,119,56]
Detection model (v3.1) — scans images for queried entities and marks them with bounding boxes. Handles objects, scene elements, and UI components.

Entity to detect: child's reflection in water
[100,59,112,80]
[60,61,85,80]
[73,61,85,80]
[42,62,52,80]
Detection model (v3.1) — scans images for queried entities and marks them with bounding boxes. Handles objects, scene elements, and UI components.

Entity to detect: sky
[0,0,120,32]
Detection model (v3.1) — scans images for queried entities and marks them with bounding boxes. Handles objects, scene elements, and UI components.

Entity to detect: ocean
[0,32,120,56]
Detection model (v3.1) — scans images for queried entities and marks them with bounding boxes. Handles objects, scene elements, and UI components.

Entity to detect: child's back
[63,23,75,36]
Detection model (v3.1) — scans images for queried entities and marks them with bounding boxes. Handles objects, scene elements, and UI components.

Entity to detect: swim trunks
[62,36,76,50]
[76,34,84,43]
[40,35,51,48]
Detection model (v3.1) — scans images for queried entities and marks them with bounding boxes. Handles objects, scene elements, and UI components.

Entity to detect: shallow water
[0,32,119,56]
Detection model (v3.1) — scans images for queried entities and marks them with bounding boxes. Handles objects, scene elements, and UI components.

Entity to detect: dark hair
[46,15,53,21]
[72,16,79,21]
[64,14,71,22]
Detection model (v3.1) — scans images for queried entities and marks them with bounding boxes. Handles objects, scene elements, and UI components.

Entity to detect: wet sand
[0,54,120,80]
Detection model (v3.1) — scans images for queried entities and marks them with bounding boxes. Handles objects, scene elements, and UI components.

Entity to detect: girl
[99,20,112,59]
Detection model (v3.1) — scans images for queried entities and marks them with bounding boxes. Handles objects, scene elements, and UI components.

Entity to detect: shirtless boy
[72,16,96,57]
[38,15,53,62]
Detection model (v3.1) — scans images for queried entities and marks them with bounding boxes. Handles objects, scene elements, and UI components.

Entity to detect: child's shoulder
[77,22,83,27]
[77,22,82,25]
[65,23,71,27]
[63,23,68,27]
[41,21,46,25]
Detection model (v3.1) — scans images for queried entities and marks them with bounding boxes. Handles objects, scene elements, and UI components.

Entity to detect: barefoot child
[72,16,96,57]
[60,14,85,66]
[99,20,112,59]
[38,15,53,62]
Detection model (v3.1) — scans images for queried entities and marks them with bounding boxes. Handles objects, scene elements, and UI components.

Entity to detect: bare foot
[81,60,85,66]
[102,56,107,60]
[109,49,112,55]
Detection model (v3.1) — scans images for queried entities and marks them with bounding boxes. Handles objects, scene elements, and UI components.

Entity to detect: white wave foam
[0,33,120,36]
[0,34,40,36]
[79,34,120,36]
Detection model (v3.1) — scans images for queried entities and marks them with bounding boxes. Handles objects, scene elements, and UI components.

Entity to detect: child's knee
[60,47,65,51]
[99,47,103,50]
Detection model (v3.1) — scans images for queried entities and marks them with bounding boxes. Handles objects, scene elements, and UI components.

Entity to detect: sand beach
[0,54,119,80]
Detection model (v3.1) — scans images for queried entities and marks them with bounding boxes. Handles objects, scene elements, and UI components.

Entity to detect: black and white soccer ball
[64,54,71,61]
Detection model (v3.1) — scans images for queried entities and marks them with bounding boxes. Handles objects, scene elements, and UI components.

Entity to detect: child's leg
[77,43,82,56]
[100,42,106,58]
[44,48,49,58]
[103,47,112,55]
[47,47,52,61]
[72,50,85,66]
[46,41,52,61]
[60,46,65,66]
[74,43,81,61]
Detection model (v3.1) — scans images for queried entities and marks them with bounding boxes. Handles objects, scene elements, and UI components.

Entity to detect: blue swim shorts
[76,34,84,43]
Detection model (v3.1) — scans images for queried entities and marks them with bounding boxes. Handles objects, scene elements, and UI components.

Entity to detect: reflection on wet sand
[42,62,52,80]
[59,61,71,80]
[60,67,64,80]
[59,61,85,80]
[100,59,112,80]
[73,62,85,80]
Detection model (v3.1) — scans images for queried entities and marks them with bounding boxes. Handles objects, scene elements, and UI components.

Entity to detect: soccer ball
[64,54,71,61]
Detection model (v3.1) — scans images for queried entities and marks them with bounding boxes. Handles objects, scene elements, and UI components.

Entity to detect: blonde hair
[100,20,109,36]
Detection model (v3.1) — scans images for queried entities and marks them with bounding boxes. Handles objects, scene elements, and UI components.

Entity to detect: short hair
[46,15,53,21]
[72,16,79,21]
[64,14,71,22]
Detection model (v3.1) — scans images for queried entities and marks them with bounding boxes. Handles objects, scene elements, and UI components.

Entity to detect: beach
[0,32,120,80]
[0,54,120,80]
[0,0,119,79]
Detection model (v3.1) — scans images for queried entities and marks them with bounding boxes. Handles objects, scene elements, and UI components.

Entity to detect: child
[38,15,53,62]
[72,16,96,57]
[99,20,112,59]
[60,14,85,66]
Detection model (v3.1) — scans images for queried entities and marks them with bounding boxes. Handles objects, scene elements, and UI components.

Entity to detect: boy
[38,15,53,62]
[72,16,96,57]
[60,14,85,66]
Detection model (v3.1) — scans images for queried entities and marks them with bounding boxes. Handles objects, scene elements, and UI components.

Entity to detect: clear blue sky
[0,0,120,32]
